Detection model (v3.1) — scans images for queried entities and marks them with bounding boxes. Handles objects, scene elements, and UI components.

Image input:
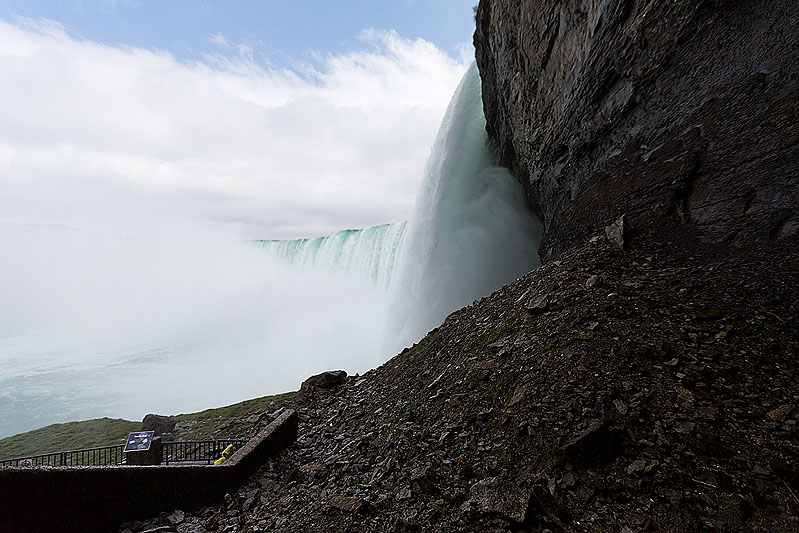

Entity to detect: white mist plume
[0,221,392,437]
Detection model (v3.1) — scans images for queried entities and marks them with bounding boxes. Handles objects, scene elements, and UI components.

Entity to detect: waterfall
[252,62,542,348]
[253,222,407,288]
[387,62,542,349]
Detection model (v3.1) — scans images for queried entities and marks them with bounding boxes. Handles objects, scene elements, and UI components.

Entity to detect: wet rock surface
[474,0,799,260]
[122,229,798,532]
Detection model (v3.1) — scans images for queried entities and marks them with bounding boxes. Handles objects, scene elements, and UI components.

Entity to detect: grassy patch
[173,392,296,440]
[0,391,297,460]
[174,391,295,422]
[0,418,139,460]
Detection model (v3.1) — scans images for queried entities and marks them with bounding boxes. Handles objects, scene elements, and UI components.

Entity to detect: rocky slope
[474,0,798,260]
[117,3,799,531]
[121,226,798,532]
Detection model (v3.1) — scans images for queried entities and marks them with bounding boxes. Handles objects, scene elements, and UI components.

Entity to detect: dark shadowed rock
[768,404,794,422]
[141,414,177,436]
[461,477,530,523]
[303,370,347,388]
[166,510,184,525]
[298,461,329,481]
[562,420,625,468]
[475,0,799,260]
[527,484,571,527]
[526,293,550,313]
[328,495,366,513]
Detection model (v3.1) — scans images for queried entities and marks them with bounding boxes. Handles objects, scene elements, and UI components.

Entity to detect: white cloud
[0,18,471,239]
[209,32,229,48]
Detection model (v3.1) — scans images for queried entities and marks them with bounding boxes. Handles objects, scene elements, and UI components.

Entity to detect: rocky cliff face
[474,0,798,260]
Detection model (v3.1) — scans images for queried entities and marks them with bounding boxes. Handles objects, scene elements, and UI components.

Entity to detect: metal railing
[162,439,247,465]
[0,438,248,468]
[0,444,125,468]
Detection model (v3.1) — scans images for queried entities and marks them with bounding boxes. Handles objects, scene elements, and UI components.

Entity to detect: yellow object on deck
[213,444,235,465]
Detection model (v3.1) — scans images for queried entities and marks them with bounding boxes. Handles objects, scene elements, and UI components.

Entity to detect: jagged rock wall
[474,0,798,260]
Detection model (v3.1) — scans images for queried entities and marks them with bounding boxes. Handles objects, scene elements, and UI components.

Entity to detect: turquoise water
[253,222,407,289]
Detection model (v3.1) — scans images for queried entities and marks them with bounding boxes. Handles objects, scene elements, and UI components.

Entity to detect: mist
[0,17,469,438]
[0,220,391,437]
[0,21,541,440]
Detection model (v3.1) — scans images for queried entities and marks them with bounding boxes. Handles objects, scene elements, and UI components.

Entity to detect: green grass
[0,418,139,461]
[0,391,297,461]
[173,391,296,440]
[174,391,295,422]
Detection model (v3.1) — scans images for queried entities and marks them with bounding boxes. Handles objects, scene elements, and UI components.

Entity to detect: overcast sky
[0,1,475,239]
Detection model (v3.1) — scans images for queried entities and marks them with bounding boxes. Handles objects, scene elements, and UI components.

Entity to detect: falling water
[253,222,407,288]
[386,63,541,350]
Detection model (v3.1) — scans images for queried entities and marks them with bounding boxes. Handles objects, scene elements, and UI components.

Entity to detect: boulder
[562,420,625,468]
[526,293,550,313]
[768,404,795,422]
[298,370,347,400]
[298,461,329,482]
[328,495,366,513]
[460,477,529,523]
[141,414,177,436]
[604,215,627,251]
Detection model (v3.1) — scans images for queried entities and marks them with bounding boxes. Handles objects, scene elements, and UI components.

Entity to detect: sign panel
[124,431,154,452]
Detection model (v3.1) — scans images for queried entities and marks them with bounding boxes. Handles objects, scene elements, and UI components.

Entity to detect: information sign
[124,431,154,452]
